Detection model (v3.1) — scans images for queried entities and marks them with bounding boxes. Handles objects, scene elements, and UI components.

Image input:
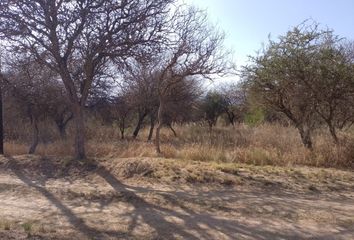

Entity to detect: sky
[185,0,354,76]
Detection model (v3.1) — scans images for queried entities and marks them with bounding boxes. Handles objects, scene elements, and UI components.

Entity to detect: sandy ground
[0,156,353,239]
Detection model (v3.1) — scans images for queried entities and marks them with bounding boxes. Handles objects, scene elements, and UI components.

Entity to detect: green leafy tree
[243,22,354,148]
[201,91,228,131]
[243,23,331,148]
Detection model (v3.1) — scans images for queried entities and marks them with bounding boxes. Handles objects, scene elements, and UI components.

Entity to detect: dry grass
[2,154,352,192]
[4,122,354,169]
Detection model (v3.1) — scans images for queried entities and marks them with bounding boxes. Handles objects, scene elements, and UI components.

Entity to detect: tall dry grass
[4,120,354,169]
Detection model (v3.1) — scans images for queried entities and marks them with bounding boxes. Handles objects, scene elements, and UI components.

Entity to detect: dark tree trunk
[120,128,125,140]
[55,113,73,139]
[328,124,339,144]
[168,123,177,137]
[120,118,125,140]
[0,58,4,155]
[0,85,3,155]
[298,126,313,149]
[132,111,147,139]
[148,114,155,141]
[72,104,86,160]
[57,66,87,159]
[208,122,213,145]
[155,98,165,153]
[56,122,67,139]
[226,111,235,127]
[28,117,39,154]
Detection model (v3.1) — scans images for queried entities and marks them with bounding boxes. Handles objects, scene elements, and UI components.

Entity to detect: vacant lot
[0,155,353,239]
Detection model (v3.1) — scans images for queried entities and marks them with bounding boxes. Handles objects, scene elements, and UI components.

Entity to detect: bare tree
[5,54,59,153]
[120,57,202,141]
[0,49,4,154]
[218,83,247,126]
[48,91,73,139]
[0,0,174,159]
[120,61,159,139]
[148,7,234,153]
[142,77,202,140]
[112,95,133,140]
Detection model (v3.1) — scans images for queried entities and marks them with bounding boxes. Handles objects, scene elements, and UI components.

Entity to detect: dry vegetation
[1,1,354,239]
[0,152,353,239]
[5,122,354,169]
[1,123,354,239]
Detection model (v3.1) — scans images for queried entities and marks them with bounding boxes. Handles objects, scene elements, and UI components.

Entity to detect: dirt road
[0,156,353,239]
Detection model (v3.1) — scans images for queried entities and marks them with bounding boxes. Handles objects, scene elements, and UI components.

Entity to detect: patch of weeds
[308,184,320,193]
[292,170,306,179]
[119,160,154,178]
[62,157,73,168]
[222,178,236,185]
[248,148,273,166]
[214,163,240,175]
[35,224,47,234]
[21,221,33,236]
[339,218,354,229]
[0,220,12,230]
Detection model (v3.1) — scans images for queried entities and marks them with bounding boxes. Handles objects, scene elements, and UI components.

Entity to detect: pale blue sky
[185,0,354,69]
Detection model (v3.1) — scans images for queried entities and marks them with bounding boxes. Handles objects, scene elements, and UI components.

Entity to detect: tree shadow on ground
[4,156,353,240]
[6,157,128,239]
[96,165,320,240]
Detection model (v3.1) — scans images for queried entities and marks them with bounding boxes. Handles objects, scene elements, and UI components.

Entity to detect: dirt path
[0,157,353,239]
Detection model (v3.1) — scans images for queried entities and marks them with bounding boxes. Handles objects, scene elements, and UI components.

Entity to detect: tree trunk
[72,104,86,160]
[0,85,3,155]
[226,111,235,127]
[155,98,165,153]
[55,113,73,140]
[147,114,155,141]
[132,111,147,139]
[298,126,313,149]
[120,128,125,140]
[56,122,67,139]
[328,124,339,144]
[208,122,213,145]
[168,123,177,137]
[120,118,125,140]
[28,117,39,154]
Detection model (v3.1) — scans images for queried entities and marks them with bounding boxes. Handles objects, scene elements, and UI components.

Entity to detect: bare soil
[0,155,353,239]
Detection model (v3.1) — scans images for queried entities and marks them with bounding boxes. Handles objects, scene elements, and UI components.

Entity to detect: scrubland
[1,123,354,239]
[5,122,354,169]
